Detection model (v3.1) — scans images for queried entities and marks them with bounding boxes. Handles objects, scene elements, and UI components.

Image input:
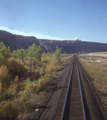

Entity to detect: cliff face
[0,30,107,53]
[39,39,107,53]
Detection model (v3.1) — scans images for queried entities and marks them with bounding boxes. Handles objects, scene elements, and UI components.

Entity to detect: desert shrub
[28,70,40,81]
[32,59,43,68]
[10,75,22,92]
[60,57,66,64]
[23,79,37,96]
[23,75,52,94]
[0,101,18,120]
[8,57,21,63]
[41,52,52,63]
[25,93,45,112]
[33,70,40,79]
[0,87,45,120]
[36,75,52,93]
[12,95,27,114]
[41,53,48,63]
[32,58,39,66]
[24,59,30,66]
[7,58,28,79]
[40,67,45,76]
[0,65,8,80]
[0,85,16,102]
[12,92,45,120]
[55,65,64,72]
[23,79,33,96]
[45,61,56,74]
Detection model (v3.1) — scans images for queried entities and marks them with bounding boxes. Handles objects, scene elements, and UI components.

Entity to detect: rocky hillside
[39,39,107,53]
[0,30,107,53]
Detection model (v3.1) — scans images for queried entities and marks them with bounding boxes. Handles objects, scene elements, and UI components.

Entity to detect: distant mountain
[0,30,39,50]
[0,30,107,53]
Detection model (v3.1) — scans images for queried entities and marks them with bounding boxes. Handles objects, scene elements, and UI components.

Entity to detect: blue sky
[0,0,107,43]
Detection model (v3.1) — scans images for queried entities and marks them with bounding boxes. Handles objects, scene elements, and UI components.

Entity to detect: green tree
[26,43,42,61]
[0,42,11,66]
[36,46,42,61]
[54,46,62,63]
[26,44,42,79]
[11,50,18,58]
[17,48,25,64]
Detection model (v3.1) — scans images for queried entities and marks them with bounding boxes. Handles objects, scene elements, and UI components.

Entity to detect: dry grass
[79,52,107,114]
[0,101,18,120]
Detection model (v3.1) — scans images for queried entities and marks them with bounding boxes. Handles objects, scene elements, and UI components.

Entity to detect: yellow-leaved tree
[0,65,9,92]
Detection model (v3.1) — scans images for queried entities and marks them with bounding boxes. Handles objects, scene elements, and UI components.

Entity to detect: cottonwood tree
[26,44,42,79]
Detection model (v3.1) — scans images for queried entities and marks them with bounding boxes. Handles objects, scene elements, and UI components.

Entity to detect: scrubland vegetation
[0,42,72,120]
[79,53,107,115]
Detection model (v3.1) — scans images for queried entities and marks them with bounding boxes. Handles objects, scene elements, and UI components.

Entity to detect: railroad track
[62,58,86,120]
[54,55,107,120]
[35,55,107,120]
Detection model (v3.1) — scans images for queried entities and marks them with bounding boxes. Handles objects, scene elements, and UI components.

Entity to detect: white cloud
[72,37,78,40]
[0,26,86,41]
[0,26,65,40]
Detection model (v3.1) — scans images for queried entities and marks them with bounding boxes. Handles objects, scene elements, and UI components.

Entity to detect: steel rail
[61,64,74,120]
[77,66,86,120]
